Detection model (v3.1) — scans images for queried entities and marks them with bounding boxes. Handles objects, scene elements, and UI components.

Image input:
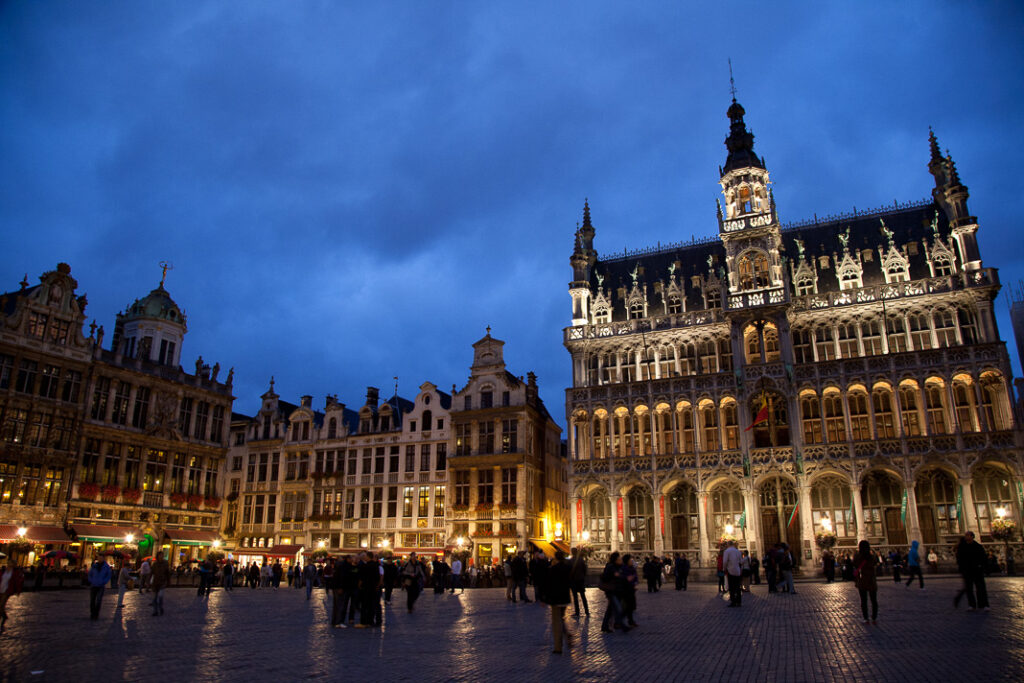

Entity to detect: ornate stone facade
[564,101,1024,569]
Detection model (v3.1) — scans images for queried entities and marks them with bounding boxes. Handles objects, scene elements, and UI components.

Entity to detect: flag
[738,510,746,529]
[787,503,799,527]
[745,393,769,431]
[900,489,908,524]
[956,486,964,531]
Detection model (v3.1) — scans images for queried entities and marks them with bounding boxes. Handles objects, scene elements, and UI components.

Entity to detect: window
[434,485,445,517]
[48,318,70,345]
[0,354,13,390]
[345,490,355,519]
[109,381,130,425]
[463,396,472,411]
[793,329,813,364]
[456,423,471,455]
[389,449,399,473]
[387,486,398,517]
[132,387,151,429]
[27,312,47,339]
[372,487,382,518]
[958,309,978,344]
[952,382,977,432]
[479,421,494,453]
[721,402,739,449]
[796,277,814,296]
[501,419,517,453]
[418,487,429,517]
[480,391,493,409]
[800,395,823,445]
[710,482,744,540]
[861,321,883,356]
[811,476,853,538]
[908,314,932,350]
[587,492,610,544]
[376,447,386,474]
[700,404,719,451]
[435,443,446,471]
[837,324,859,358]
[501,392,510,407]
[362,448,372,475]
[925,384,948,434]
[934,310,958,348]
[403,486,415,517]
[16,360,38,394]
[210,405,224,443]
[347,450,357,476]
[823,393,845,442]
[899,386,922,436]
[860,472,903,538]
[815,327,836,361]
[327,418,337,439]
[501,468,517,504]
[420,444,430,471]
[454,470,470,506]
[38,365,60,399]
[972,466,1017,534]
[848,392,870,441]
[405,445,415,472]
[360,488,370,518]
[886,316,908,352]
[872,387,896,438]
[158,339,176,366]
[916,469,959,539]
[478,469,494,504]
[178,397,193,435]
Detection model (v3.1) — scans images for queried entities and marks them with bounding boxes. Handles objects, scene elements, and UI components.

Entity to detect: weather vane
[159,260,173,287]
[728,58,737,100]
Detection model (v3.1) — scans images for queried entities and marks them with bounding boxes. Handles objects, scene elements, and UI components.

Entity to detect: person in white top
[722,540,743,607]
[139,559,151,593]
[117,563,132,607]
[450,557,464,594]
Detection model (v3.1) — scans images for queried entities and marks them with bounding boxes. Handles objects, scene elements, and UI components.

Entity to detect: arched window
[811,476,853,538]
[860,471,906,544]
[721,401,739,449]
[908,314,932,350]
[422,410,433,432]
[914,469,959,544]
[972,465,1019,534]
[700,402,719,451]
[823,391,846,442]
[592,410,609,459]
[710,480,745,540]
[980,373,1012,430]
[848,390,871,441]
[899,384,922,436]
[327,417,337,439]
[629,301,644,320]
[925,383,948,435]
[626,487,653,549]
[951,380,978,432]
[933,310,958,348]
[677,403,695,453]
[800,393,823,444]
[763,325,780,363]
[667,483,699,549]
[587,490,611,544]
[872,385,896,438]
[744,325,761,365]
[667,295,682,315]
[738,252,770,290]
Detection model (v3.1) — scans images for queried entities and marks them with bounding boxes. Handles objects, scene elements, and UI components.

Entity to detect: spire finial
[582,198,592,229]
[269,375,275,391]
[158,260,173,288]
[486,325,491,336]
[728,58,737,101]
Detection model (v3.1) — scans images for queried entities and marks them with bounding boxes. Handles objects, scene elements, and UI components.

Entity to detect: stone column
[799,481,815,564]
[653,493,665,554]
[698,491,711,567]
[851,484,865,540]
[570,496,581,543]
[609,494,621,552]
[905,481,922,543]
[959,478,979,533]
[741,486,758,555]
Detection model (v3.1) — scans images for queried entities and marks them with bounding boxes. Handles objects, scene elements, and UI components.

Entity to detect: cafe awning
[529,539,557,558]
[0,525,70,544]
[259,544,305,558]
[164,529,220,547]
[73,525,137,543]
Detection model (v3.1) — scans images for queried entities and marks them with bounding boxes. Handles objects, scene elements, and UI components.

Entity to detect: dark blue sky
[4,2,1024,425]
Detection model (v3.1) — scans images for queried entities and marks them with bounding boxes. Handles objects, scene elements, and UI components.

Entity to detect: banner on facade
[1017,482,1024,514]
[787,503,798,527]
[956,486,964,529]
[900,489,908,524]
[576,498,583,535]
[737,509,746,529]
[659,496,665,534]
[617,497,624,534]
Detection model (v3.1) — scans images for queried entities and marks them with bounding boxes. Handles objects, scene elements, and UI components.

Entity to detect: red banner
[576,499,583,535]
[659,495,665,534]
[617,497,624,533]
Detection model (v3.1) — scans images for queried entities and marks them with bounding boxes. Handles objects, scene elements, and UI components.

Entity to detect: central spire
[722,64,764,175]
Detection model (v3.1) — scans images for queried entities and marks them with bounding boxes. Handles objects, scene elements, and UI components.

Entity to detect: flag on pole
[787,503,799,527]
[900,489,908,524]
[956,486,964,531]
[738,510,747,529]
[745,392,769,431]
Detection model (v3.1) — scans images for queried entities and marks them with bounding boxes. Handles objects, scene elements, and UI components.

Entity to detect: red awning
[0,525,70,543]
[164,529,219,543]
[73,525,137,542]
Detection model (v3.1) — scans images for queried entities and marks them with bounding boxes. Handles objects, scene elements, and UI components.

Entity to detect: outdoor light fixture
[317,540,326,549]
[381,538,390,547]
[996,507,1007,520]
[456,536,464,547]
[554,522,564,540]
[581,530,591,543]
[820,516,833,533]
[125,533,134,543]
[15,527,27,538]
[212,540,221,549]
[724,523,734,535]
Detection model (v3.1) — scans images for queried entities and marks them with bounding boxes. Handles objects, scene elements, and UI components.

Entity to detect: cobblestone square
[2,576,1023,682]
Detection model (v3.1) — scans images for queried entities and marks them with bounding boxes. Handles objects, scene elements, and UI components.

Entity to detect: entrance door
[671,516,689,549]
[918,505,937,545]
[761,511,780,548]
[884,508,907,545]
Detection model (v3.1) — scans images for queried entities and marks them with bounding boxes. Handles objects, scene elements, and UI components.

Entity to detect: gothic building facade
[564,99,1023,568]
[1,265,233,564]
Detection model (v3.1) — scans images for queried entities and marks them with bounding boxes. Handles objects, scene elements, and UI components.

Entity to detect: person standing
[643,557,659,593]
[512,552,530,603]
[529,551,549,604]
[776,544,796,594]
[248,562,259,589]
[138,558,151,593]
[0,560,25,633]
[599,552,627,633]
[271,561,283,589]
[905,540,925,590]
[303,562,317,600]
[764,546,778,593]
[450,555,463,594]
[675,553,690,591]
[823,550,836,583]
[222,561,233,591]
[150,551,170,616]
[88,559,112,620]
[740,550,752,592]
[503,555,515,602]
[569,548,590,617]
[621,554,639,627]
[852,540,878,624]
[116,562,131,608]
[954,531,989,611]
[355,552,381,628]
[927,549,939,573]
[401,553,427,613]
[716,550,726,593]
[382,557,398,605]
[723,540,742,607]
[543,551,573,654]
[750,552,761,585]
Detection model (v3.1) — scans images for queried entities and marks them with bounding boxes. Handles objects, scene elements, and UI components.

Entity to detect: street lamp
[724,522,734,536]
[212,540,222,549]
[125,533,134,544]
[16,527,27,538]
[581,530,591,543]
[317,539,326,549]
[456,536,464,548]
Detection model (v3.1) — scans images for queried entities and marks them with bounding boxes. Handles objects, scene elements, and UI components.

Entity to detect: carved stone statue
[880,218,894,244]
[195,355,204,375]
[795,238,805,259]
[930,210,940,237]
[211,362,220,382]
[838,228,850,250]
[630,263,640,284]
[226,367,234,385]
[596,272,604,288]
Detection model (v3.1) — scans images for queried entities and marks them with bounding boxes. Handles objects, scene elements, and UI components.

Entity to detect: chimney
[365,387,380,407]
[301,395,312,408]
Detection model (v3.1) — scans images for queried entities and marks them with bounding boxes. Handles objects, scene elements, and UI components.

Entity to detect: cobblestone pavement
[2,577,1023,682]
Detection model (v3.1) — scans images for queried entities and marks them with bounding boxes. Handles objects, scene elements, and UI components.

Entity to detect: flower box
[991,518,1017,542]
[204,497,221,509]
[451,504,469,512]
[474,503,493,512]
[78,482,100,500]
[121,488,142,503]
[169,493,187,506]
[101,484,121,502]
[187,494,204,508]
[814,531,838,550]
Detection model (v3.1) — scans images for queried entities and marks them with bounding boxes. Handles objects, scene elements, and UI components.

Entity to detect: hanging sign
[576,499,583,535]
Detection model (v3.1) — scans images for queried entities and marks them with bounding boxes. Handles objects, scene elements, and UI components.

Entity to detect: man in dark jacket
[338,555,360,625]
[355,552,381,627]
[674,553,690,591]
[529,550,549,604]
[511,552,530,602]
[954,531,989,611]
[382,557,398,605]
[543,551,573,654]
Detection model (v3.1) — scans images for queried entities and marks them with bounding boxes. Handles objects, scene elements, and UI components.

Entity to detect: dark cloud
[3,1,1024,421]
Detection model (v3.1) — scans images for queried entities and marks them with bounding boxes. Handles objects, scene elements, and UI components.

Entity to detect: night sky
[4,2,1024,426]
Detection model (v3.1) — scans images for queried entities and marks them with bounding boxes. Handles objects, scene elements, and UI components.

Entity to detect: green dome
[121,284,187,329]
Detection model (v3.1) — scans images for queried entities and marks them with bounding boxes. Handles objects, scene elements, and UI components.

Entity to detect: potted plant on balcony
[78,482,100,500]
[101,484,121,503]
[121,488,142,504]
[498,502,518,514]
[187,494,204,509]
[451,504,469,513]
[204,496,221,509]
[475,502,493,513]
[169,492,187,507]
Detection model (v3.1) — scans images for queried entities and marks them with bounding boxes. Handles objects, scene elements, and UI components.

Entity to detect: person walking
[150,551,170,616]
[88,559,112,620]
[543,551,573,654]
[271,561,283,589]
[503,555,515,602]
[905,540,925,590]
[599,552,627,633]
[303,562,317,600]
[0,559,25,633]
[674,553,690,591]
[248,562,259,589]
[450,555,463,594]
[823,550,836,583]
[569,548,590,617]
[621,554,639,627]
[854,540,879,624]
[382,557,398,605]
[954,531,989,611]
[776,544,796,594]
[529,551,549,604]
[512,552,531,603]
[740,550,752,592]
[116,562,131,608]
[716,550,726,593]
[222,560,233,591]
[401,552,427,613]
[723,540,742,607]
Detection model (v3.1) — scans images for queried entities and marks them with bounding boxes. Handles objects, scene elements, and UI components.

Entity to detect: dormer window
[796,277,814,296]
[667,296,682,315]
[629,301,644,320]
[886,264,909,284]
[706,288,722,309]
[933,255,953,277]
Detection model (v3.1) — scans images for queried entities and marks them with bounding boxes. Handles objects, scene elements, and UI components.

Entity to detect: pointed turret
[723,98,765,174]
[579,198,595,255]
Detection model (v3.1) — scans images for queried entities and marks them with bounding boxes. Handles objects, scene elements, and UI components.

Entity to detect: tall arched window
[721,401,739,450]
[914,469,959,544]
[700,402,719,451]
[667,483,699,549]
[980,372,1012,430]
[848,389,871,441]
[764,325,781,362]
[899,384,922,436]
[738,251,770,290]
[710,480,745,540]
[327,417,337,439]
[872,385,896,438]
[951,379,978,432]
[823,391,846,442]
[811,476,853,538]
[972,465,1019,534]
[860,471,905,544]
[800,393,823,444]
[587,490,611,544]
[626,487,653,549]
[925,382,948,435]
